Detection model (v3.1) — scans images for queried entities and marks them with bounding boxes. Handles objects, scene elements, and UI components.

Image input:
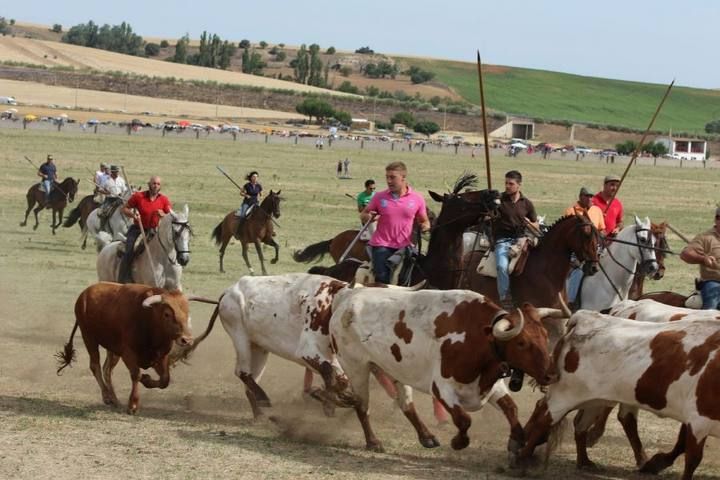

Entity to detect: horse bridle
[158,219,193,264]
[596,226,657,299]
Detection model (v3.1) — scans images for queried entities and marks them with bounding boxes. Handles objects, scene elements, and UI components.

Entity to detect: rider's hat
[604,174,621,184]
[100,162,109,169]
[46,154,53,161]
[109,165,120,173]
[579,186,594,197]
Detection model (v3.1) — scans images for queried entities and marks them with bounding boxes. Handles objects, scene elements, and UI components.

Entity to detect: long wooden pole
[477,51,492,190]
[604,79,675,213]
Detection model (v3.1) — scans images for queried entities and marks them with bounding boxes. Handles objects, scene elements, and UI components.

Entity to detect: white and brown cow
[329,287,559,452]
[567,299,720,469]
[519,310,720,480]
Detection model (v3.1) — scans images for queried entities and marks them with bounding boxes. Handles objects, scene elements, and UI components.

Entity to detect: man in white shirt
[93,163,110,203]
[98,165,128,218]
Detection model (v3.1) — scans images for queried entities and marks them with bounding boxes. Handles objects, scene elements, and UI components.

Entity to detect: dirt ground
[2,128,720,479]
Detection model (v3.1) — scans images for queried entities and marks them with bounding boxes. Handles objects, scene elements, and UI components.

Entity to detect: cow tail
[55,320,79,375]
[169,294,224,366]
[544,417,569,467]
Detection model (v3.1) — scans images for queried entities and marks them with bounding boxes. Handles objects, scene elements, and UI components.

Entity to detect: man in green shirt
[357,179,376,212]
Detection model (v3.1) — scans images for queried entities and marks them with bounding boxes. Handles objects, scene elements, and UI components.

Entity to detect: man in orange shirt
[566,187,604,306]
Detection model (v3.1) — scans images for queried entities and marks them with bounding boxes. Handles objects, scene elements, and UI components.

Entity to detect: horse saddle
[355,247,418,286]
[37,182,54,194]
[99,197,123,223]
[114,230,156,258]
[476,237,531,278]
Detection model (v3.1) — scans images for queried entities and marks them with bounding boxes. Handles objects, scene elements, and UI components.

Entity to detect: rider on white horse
[119,176,172,283]
[98,165,128,218]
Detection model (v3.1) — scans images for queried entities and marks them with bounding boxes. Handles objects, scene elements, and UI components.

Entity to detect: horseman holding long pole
[37,154,58,204]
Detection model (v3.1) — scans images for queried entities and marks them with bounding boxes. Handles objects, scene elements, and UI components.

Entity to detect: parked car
[0,96,18,105]
[575,146,593,154]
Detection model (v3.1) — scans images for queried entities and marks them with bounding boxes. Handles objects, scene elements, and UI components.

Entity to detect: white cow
[329,287,560,452]
[518,310,720,479]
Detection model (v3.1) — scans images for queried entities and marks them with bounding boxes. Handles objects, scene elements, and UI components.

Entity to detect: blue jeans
[371,246,398,284]
[700,280,720,309]
[495,238,513,300]
[120,224,141,283]
[567,267,583,303]
[43,179,53,201]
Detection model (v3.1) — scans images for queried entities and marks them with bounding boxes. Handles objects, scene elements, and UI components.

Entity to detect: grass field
[394,57,720,135]
[2,127,720,479]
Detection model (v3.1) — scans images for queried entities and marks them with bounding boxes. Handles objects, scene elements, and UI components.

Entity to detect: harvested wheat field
[2,127,720,479]
[0,79,303,122]
[0,36,353,96]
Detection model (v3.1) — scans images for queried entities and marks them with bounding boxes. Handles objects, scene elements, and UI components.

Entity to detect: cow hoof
[270,259,278,264]
[451,434,470,450]
[507,437,522,454]
[420,435,441,448]
[127,407,138,415]
[365,442,385,453]
[639,453,671,475]
[33,225,38,231]
[322,401,336,418]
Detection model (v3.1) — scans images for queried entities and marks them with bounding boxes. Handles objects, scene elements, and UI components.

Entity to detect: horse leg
[218,234,231,273]
[53,207,64,234]
[20,195,34,227]
[264,237,280,265]
[32,204,44,231]
[241,242,255,276]
[254,239,267,275]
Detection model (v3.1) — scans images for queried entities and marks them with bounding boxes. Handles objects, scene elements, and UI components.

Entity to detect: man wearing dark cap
[680,208,720,309]
[592,174,623,236]
[37,154,57,204]
[565,187,605,305]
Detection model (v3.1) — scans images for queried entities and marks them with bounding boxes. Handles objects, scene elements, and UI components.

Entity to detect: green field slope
[395,57,720,134]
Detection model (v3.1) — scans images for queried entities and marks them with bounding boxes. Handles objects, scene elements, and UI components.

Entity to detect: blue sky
[3,1,719,89]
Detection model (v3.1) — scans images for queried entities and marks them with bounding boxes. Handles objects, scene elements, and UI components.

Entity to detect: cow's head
[487,303,557,386]
[142,290,193,347]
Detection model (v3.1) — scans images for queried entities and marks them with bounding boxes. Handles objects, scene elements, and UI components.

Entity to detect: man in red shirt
[591,174,624,237]
[119,176,172,283]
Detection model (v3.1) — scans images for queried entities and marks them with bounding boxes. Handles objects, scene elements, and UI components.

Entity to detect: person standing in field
[360,162,430,284]
[343,157,351,177]
[336,160,342,178]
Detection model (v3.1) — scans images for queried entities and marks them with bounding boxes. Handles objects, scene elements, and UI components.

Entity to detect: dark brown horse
[293,208,438,265]
[211,190,282,274]
[62,194,100,249]
[20,178,80,234]
[459,214,601,309]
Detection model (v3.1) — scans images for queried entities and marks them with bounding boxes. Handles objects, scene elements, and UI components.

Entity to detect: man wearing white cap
[591,174,623,237]
[681,208,720,309]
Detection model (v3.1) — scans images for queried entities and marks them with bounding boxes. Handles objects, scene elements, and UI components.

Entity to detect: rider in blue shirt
[38,154,57,203]
[236,171,263,232]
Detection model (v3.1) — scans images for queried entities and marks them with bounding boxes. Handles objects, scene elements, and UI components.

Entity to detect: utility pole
[443,104,447,132]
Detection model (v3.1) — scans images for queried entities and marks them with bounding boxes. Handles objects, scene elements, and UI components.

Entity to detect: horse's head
[630,215,660,278]
[546,214,600,275]
[63,178,80,202]
[650,221,668,280]
[168,204,192,267]
[265,190,282,219]
[428,172,500,230]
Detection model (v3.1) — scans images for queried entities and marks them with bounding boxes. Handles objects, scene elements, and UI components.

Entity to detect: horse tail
[55,318,80,375]
[293,239,332,263]
[63,205,82,228]
[211,220,224,246]
[169,294,224,366]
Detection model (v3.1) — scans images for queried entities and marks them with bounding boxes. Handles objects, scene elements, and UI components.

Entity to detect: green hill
[395,57,720,135]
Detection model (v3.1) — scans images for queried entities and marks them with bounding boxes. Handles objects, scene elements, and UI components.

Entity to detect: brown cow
[56,282,195,414]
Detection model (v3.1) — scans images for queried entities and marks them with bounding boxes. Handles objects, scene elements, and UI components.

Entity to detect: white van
[0,96,18,105]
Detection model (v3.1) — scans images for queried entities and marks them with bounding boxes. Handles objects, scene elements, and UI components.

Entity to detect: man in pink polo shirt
[592,174,624,237]
[360,161,430,284]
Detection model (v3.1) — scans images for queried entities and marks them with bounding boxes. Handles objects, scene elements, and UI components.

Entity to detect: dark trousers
[371,246,398,284]
[119,224,141,283]
[700,280,720,309]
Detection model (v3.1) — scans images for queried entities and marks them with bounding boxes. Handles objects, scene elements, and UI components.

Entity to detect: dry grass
[0,79,303,122]
[0,36,353,97]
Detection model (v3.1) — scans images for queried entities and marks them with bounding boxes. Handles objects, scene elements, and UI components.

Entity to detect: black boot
[235,217,245,237]
[118,256,133,283]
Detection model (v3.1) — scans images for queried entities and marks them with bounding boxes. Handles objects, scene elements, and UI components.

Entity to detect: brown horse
[62,194,100,249]
[20,178,80,234]
[211,190,282,274]
[459,214,601,309]
[292,208,438,265]
[628,221,668,299]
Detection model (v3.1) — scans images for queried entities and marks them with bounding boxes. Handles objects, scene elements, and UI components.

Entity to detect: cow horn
[408,280,427,291]
[535,308,565,319]
[142,294,164,308]
[348,279,356,289]
[558,293,572,317]
[186,296,219,305]
[493,308,525,341]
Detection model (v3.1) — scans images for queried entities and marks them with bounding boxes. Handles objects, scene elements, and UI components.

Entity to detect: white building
[657,136,707,161]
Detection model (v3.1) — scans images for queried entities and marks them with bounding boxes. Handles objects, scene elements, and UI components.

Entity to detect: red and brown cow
[56,282,196,414]
[519,310,720,480]
[329,286,560,452]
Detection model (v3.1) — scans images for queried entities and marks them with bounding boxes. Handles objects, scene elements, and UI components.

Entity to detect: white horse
[578,216,660,311]
[85,192,134,252]
[96,205,192,291]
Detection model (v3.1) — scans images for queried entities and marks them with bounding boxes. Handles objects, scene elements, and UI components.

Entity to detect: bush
[144,42,160,56]
[414,120,440,137]
[296,97,335,123]
[365,85,380,97]
[278,43,285,48]
[337,81,359,94]
[706,119,720,134]
[375,120,392,130]
[333,109,352,126]
[339,66,352,77]
[616,140,638,155]
[51,24,63,33]
[268,46,279,55]
[275,51,287,62]
[326,46,336,54]
[391,111,416,128]
[238,39,250,49]
[355,46,374,54]
[160,39,169,48]
[258,40,268,49]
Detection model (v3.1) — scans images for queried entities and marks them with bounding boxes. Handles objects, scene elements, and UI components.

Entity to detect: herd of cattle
[33,168,714,479]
